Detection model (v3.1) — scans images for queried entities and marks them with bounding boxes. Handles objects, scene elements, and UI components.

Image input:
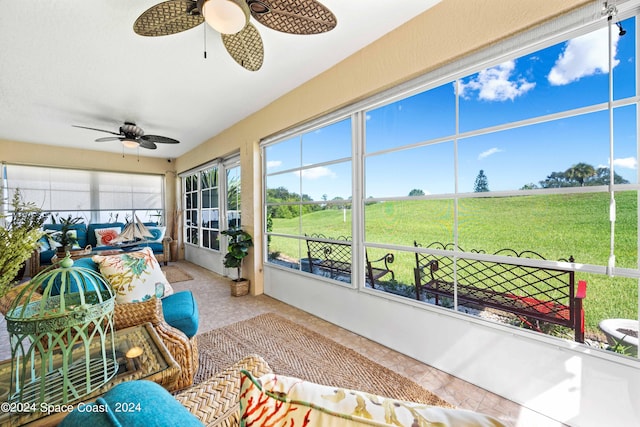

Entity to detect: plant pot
[230,279,250,297]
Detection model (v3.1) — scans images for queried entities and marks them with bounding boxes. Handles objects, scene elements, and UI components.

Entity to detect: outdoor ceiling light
[121,139,139,148]
[197,0,250,34]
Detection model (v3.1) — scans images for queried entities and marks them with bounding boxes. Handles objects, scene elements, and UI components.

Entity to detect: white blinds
[2,164,163,215]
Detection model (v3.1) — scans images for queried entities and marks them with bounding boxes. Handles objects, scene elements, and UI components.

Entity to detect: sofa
[30,221,172,276]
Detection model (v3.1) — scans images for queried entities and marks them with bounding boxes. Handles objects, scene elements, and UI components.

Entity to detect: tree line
[268,162,630,219]
[522,162,629,189]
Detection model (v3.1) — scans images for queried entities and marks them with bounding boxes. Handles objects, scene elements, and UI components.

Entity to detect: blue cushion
[44,223,88,247]
[59,380,203,427]
[87,223,126,247]
[138,241,164,254]
[40,249,56,265]
[162,291,199,338]
[42,257,106,296]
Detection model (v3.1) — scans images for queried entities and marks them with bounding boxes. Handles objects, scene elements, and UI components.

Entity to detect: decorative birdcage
[5,255,118,405]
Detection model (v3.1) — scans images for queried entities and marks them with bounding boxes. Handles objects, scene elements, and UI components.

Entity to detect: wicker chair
[113,297,198,391]
[175,354,273,427]
[0,287,197,392]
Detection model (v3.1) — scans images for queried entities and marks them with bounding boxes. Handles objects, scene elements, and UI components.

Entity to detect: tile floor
[0,260,568,427]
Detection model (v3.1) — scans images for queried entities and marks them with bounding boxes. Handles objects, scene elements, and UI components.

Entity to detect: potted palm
[221,227,253,296]
[48,214,83,254]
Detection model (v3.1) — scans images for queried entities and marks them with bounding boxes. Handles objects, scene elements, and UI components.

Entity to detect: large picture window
[263,14,639,353]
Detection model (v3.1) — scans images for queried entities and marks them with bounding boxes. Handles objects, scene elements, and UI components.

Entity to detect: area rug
[195,312,452,407]
[161,265,194,283]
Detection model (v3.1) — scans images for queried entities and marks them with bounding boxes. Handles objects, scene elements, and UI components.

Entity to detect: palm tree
[565,163,596,186]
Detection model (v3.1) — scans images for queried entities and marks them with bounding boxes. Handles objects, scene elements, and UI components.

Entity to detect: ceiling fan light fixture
[121,139,139,148]
[199,0,250,35]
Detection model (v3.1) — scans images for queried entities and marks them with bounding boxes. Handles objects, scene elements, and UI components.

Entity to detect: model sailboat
[111,215,153,247]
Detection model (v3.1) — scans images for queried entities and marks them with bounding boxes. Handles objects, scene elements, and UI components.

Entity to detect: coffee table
[0,322,180,427]
[49,247,124,264]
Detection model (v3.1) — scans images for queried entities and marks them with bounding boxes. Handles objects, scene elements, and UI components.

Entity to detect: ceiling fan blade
[73,125,121,136]
[134,0,204,37]
[139,140,158,150]
[222,23,264,71]
[247,0,337,35]
[141,134,180,144]
[95,137,123,142]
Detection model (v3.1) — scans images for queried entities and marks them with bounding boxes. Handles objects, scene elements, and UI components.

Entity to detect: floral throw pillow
[92,247,172,303]
[95,226,122,246]
[239,371,505,427]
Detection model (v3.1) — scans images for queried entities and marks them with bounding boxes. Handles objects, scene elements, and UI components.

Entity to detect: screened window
[264,117,353,282]
[263,14,640,351]
[2,164,164,224]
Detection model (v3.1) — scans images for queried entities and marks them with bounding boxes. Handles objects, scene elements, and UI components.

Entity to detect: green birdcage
[5,255,118,405]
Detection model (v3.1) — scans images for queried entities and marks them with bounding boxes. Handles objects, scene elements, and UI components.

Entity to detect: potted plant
[48,214,83,254]
[0,189,47,298]
[221,227,253,296]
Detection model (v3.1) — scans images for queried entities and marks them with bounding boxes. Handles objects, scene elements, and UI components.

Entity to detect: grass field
[268,191,639,337]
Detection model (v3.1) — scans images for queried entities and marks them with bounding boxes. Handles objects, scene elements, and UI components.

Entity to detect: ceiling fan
[72,122,180,150]
[133,0,337,71]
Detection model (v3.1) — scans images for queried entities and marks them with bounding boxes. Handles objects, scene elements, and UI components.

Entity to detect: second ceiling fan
[133,0,337,71]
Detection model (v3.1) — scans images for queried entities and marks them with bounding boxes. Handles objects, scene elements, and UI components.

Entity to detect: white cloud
[266,160,282,169]
[478,147,503,160]
[458,60,535,101]
[548,27,620,85]
[293,166,336,180]
[613,157,637,169]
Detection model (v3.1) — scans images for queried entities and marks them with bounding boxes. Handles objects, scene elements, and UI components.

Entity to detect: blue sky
[266,18,637,201]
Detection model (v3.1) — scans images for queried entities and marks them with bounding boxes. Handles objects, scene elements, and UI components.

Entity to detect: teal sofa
[32,222,171,275]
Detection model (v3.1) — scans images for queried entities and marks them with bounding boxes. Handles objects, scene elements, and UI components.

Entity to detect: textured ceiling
[0,1,440,159]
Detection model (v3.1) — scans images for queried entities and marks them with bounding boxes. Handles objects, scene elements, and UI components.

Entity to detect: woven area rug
[161,265,194,283]
[195,313,452,407]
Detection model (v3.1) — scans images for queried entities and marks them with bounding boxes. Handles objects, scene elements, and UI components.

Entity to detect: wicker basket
[230,279,249,297]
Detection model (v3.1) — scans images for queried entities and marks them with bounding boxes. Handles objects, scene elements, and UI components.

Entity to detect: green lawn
[268,191,639,337]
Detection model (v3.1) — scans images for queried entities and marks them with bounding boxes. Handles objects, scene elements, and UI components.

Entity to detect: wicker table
[0,322,180,427]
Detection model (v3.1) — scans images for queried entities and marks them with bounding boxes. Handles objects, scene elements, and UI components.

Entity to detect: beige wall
[174,0,590,294]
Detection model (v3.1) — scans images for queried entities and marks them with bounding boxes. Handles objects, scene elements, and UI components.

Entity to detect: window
[2,164,164,224]
[226,163,241,228]
[200,167,220,250]
[264,117,353,281]
[181,156,240,251]
[263,13,639,350]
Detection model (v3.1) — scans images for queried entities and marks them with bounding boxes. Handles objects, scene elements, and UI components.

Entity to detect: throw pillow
[92,247,171,303]
[239,371,505,427]
[48,229,81,249]
[146,226,166,243]
[95,226,122,246]
[37,236,50,251]
[48,230,82,249]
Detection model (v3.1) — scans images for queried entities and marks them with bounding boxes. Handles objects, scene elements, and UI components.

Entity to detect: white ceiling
[0,0,440,159]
